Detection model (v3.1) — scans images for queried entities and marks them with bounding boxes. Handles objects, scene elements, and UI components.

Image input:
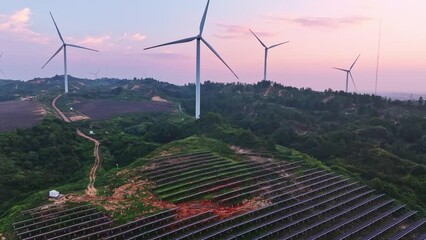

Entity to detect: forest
[0,77,425,221]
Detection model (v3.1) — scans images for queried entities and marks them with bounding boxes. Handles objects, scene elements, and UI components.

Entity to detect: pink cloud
[0,8,48,44]
[121,32,147,41]
[267,15,372,29]
[214,23,276,39]
[79,35,111,45]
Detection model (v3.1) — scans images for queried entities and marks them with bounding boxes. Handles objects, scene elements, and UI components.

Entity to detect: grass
[146,136,236,160]
[274,145,331,171]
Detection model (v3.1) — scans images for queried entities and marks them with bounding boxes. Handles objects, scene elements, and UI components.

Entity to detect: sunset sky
[1,0,425,93]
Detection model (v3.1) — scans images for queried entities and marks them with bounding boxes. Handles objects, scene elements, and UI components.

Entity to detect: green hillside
[0,77,425,236]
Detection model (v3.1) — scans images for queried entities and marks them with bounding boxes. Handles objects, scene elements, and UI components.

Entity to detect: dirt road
[77,129,100,197]
[51,94,70,123]
[52,94,100,197]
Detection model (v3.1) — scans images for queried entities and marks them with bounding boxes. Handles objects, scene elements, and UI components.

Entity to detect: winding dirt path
[52,94,100,197]
[52,94,70,123]
[77,129,100,197]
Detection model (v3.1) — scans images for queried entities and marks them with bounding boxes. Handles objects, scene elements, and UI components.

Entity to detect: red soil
[176,199,262,220]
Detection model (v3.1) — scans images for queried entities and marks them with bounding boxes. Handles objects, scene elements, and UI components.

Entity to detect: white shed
[49,190,60,198]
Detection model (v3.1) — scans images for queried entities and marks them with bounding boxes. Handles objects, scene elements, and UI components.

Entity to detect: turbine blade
[350,54,361,70]
[67,44,99,52]
[249,29,266,48]
[199,0,211,35]
[144,36,198,50]
[349,72,358,92]
[333,67,349,72]
[201,38,239,79]
[42,46,63,69]
[269,41,290,49]
[50,12,65,44]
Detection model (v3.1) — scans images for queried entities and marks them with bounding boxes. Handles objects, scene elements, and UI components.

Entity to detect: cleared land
[74,100,174,120]
[0,100,45,132]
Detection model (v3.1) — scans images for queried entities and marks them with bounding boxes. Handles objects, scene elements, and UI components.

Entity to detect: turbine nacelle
[144,0,238,119]
[250,29,289,81]
[42,12,99,93]
[333,54,361,93]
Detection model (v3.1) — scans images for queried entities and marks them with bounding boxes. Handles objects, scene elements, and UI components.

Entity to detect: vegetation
[0,76,425,234]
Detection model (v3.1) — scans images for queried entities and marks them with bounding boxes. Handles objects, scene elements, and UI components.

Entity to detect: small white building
[49,190,60,198]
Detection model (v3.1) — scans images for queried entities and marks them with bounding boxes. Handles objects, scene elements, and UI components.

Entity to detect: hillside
[5,137,425,239]
[0,77,425,238]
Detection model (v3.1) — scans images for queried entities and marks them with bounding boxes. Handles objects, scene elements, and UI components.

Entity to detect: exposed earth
[0,100,46,132]
[74,99,174,120]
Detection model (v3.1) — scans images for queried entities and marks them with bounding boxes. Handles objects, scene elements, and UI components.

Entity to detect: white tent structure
[49,190,60,198]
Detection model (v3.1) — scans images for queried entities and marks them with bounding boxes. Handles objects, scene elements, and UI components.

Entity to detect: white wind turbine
[333,54,360,93]
[144,0,239,119]
[42,12,99,93]
[89,70,100,80]
[250,29,289,81]
[0,52,5,78]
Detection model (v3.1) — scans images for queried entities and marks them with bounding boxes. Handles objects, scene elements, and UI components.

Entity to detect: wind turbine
[0,52,5,78]
[250,29,289,81]
[42,12,99,93]
[333,54,360,93]
[89,70,100,79]
[144,0,239,119]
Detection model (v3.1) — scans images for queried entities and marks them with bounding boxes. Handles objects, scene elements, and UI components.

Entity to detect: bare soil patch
[74,99,173,120]
[151,96,168,102]
[131,85,140,91]
[56,177,176,220]
[176,198,262,220]
[0,100,45,132]
[68,112,91,122]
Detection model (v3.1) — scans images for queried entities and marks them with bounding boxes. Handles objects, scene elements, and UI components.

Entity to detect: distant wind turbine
[42,12,99,93]
[375,20,382,95]
[250,29,289,81]
[144,0,239,119]
[0,52,5,78]
[333,54,360,93]
[89,70,100,79]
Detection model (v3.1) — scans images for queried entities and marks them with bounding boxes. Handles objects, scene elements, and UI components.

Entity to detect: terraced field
[73,99,173,120]
[0,100,45,132]
[13,152,425,239]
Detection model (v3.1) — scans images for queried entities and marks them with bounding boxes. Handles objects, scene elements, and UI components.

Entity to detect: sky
[0,0,425,93]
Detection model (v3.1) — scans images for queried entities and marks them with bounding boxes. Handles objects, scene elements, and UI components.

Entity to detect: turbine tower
[0,52,5,78]
[42,12,99,93]
[333,54,360,93]
[144,0,239,119]
[250,29,289,81]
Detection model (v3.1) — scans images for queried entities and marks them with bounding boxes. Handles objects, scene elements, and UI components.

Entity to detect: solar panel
[337,204,405,239]
[363,210,417,240]
[194,182,360,240]
[175,164,301,203]
[389,218,426,240]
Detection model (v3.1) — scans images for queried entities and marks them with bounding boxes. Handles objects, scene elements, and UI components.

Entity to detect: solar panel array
[13,152,425,239]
